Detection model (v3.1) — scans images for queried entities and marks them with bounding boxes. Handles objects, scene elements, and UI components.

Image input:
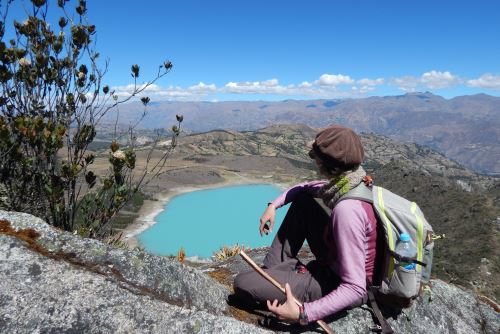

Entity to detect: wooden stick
[239,250,335,334]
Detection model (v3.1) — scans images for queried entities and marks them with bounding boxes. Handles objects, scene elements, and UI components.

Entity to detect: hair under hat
[310,124,364,171]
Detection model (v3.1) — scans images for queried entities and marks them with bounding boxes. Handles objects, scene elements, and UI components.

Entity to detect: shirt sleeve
[303,199,368,322]
[270,180,327,209]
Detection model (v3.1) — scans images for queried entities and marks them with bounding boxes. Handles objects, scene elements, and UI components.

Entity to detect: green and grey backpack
[342,183,434,333]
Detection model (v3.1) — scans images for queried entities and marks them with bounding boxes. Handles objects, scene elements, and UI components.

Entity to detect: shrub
[0,0,182,238]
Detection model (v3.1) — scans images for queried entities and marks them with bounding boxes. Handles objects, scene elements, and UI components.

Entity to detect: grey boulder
[0,211,268,333]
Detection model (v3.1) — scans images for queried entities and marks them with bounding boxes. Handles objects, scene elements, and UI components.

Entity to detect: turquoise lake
[137,184,290,258]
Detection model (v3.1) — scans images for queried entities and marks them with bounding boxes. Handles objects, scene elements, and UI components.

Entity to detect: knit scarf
[318,166,367,209]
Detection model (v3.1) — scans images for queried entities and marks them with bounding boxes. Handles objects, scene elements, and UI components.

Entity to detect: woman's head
[308,124,364,177]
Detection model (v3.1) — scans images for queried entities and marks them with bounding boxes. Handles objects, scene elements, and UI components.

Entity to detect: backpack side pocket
[421,241,434,284]
[389,266,417,299]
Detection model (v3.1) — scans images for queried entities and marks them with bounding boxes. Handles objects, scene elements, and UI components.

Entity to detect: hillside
[100,93,500,174]
[171,124,490,188]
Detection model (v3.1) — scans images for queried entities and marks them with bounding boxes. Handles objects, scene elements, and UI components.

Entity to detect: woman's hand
[259,203,276,236]
[266,283,300,323]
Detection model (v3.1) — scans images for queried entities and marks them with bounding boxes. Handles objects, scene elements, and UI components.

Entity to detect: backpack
[342,183,434,333]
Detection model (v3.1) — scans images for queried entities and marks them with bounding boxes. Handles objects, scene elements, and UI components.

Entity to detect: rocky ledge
[0,211,265,333]
[201,248,500,334]
[0,210,498,333]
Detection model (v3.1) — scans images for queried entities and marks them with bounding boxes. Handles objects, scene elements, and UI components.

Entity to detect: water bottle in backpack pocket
[387,233,417,298]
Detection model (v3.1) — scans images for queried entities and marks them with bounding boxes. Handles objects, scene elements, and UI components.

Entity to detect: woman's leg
[233,259,335,305]
[233,193,334,305]
[263,192,331,268]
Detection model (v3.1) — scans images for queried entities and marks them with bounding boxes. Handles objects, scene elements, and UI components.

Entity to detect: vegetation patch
[213,244,243,261]
[0,0,182,240]
[207,267,234,288]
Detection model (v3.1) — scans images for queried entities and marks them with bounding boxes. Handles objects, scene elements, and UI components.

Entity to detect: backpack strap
[367,284,394,334]
[388,250,427,267]
[339,182,374,203]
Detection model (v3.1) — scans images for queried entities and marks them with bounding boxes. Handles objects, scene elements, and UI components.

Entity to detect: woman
[233,124,380,325]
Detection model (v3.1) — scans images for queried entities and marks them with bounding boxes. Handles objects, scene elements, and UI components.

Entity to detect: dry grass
[177,247,185,263]
[213,244,244,261]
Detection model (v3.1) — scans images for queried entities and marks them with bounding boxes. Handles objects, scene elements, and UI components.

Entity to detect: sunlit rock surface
[0,210,498,333]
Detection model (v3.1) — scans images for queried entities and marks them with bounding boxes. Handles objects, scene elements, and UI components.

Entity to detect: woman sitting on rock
[233,124,380,325]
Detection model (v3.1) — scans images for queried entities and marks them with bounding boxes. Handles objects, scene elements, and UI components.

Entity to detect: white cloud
[467,73,500,89]
[261,78,279,87]
[223,79,285,94]
[299,81,312,88]
[315,74,354,86]
[187,82,217,92]
[391,70,460,91]
[352,78,384,93]
[221,78,356,98]
[110,71,497,101]
[357,78,384,86]
[112,82,217,101]
[112,75,395,101]
[420,70,460,89]
[353,85,377,94]
[391,76,420,92]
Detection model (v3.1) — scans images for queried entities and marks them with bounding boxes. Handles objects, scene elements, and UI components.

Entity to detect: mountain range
[101,92,500,175]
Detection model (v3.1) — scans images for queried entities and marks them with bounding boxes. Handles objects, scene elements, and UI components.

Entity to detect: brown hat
[309,124,364,170]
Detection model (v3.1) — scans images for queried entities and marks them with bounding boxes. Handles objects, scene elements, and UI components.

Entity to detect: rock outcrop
[201,248,500,334]
[0,211,266,333]
[1,210,498,333]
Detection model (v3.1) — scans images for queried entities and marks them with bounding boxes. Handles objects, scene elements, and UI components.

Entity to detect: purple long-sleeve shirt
[270,181,378,322]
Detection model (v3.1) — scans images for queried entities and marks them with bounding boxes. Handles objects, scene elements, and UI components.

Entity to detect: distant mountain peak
[405,91,438,98]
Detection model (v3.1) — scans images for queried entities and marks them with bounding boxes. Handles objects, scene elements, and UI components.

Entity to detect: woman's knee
[291,192,314,206]
[233,271,252,291]
[234,270,285,304]
[290,192,326,214]
[233,271,264,303]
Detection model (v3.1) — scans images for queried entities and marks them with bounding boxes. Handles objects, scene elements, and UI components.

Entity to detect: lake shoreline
[121,172,289,249]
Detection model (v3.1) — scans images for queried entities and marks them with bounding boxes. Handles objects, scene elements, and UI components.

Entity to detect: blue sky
[4,0,500,101]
